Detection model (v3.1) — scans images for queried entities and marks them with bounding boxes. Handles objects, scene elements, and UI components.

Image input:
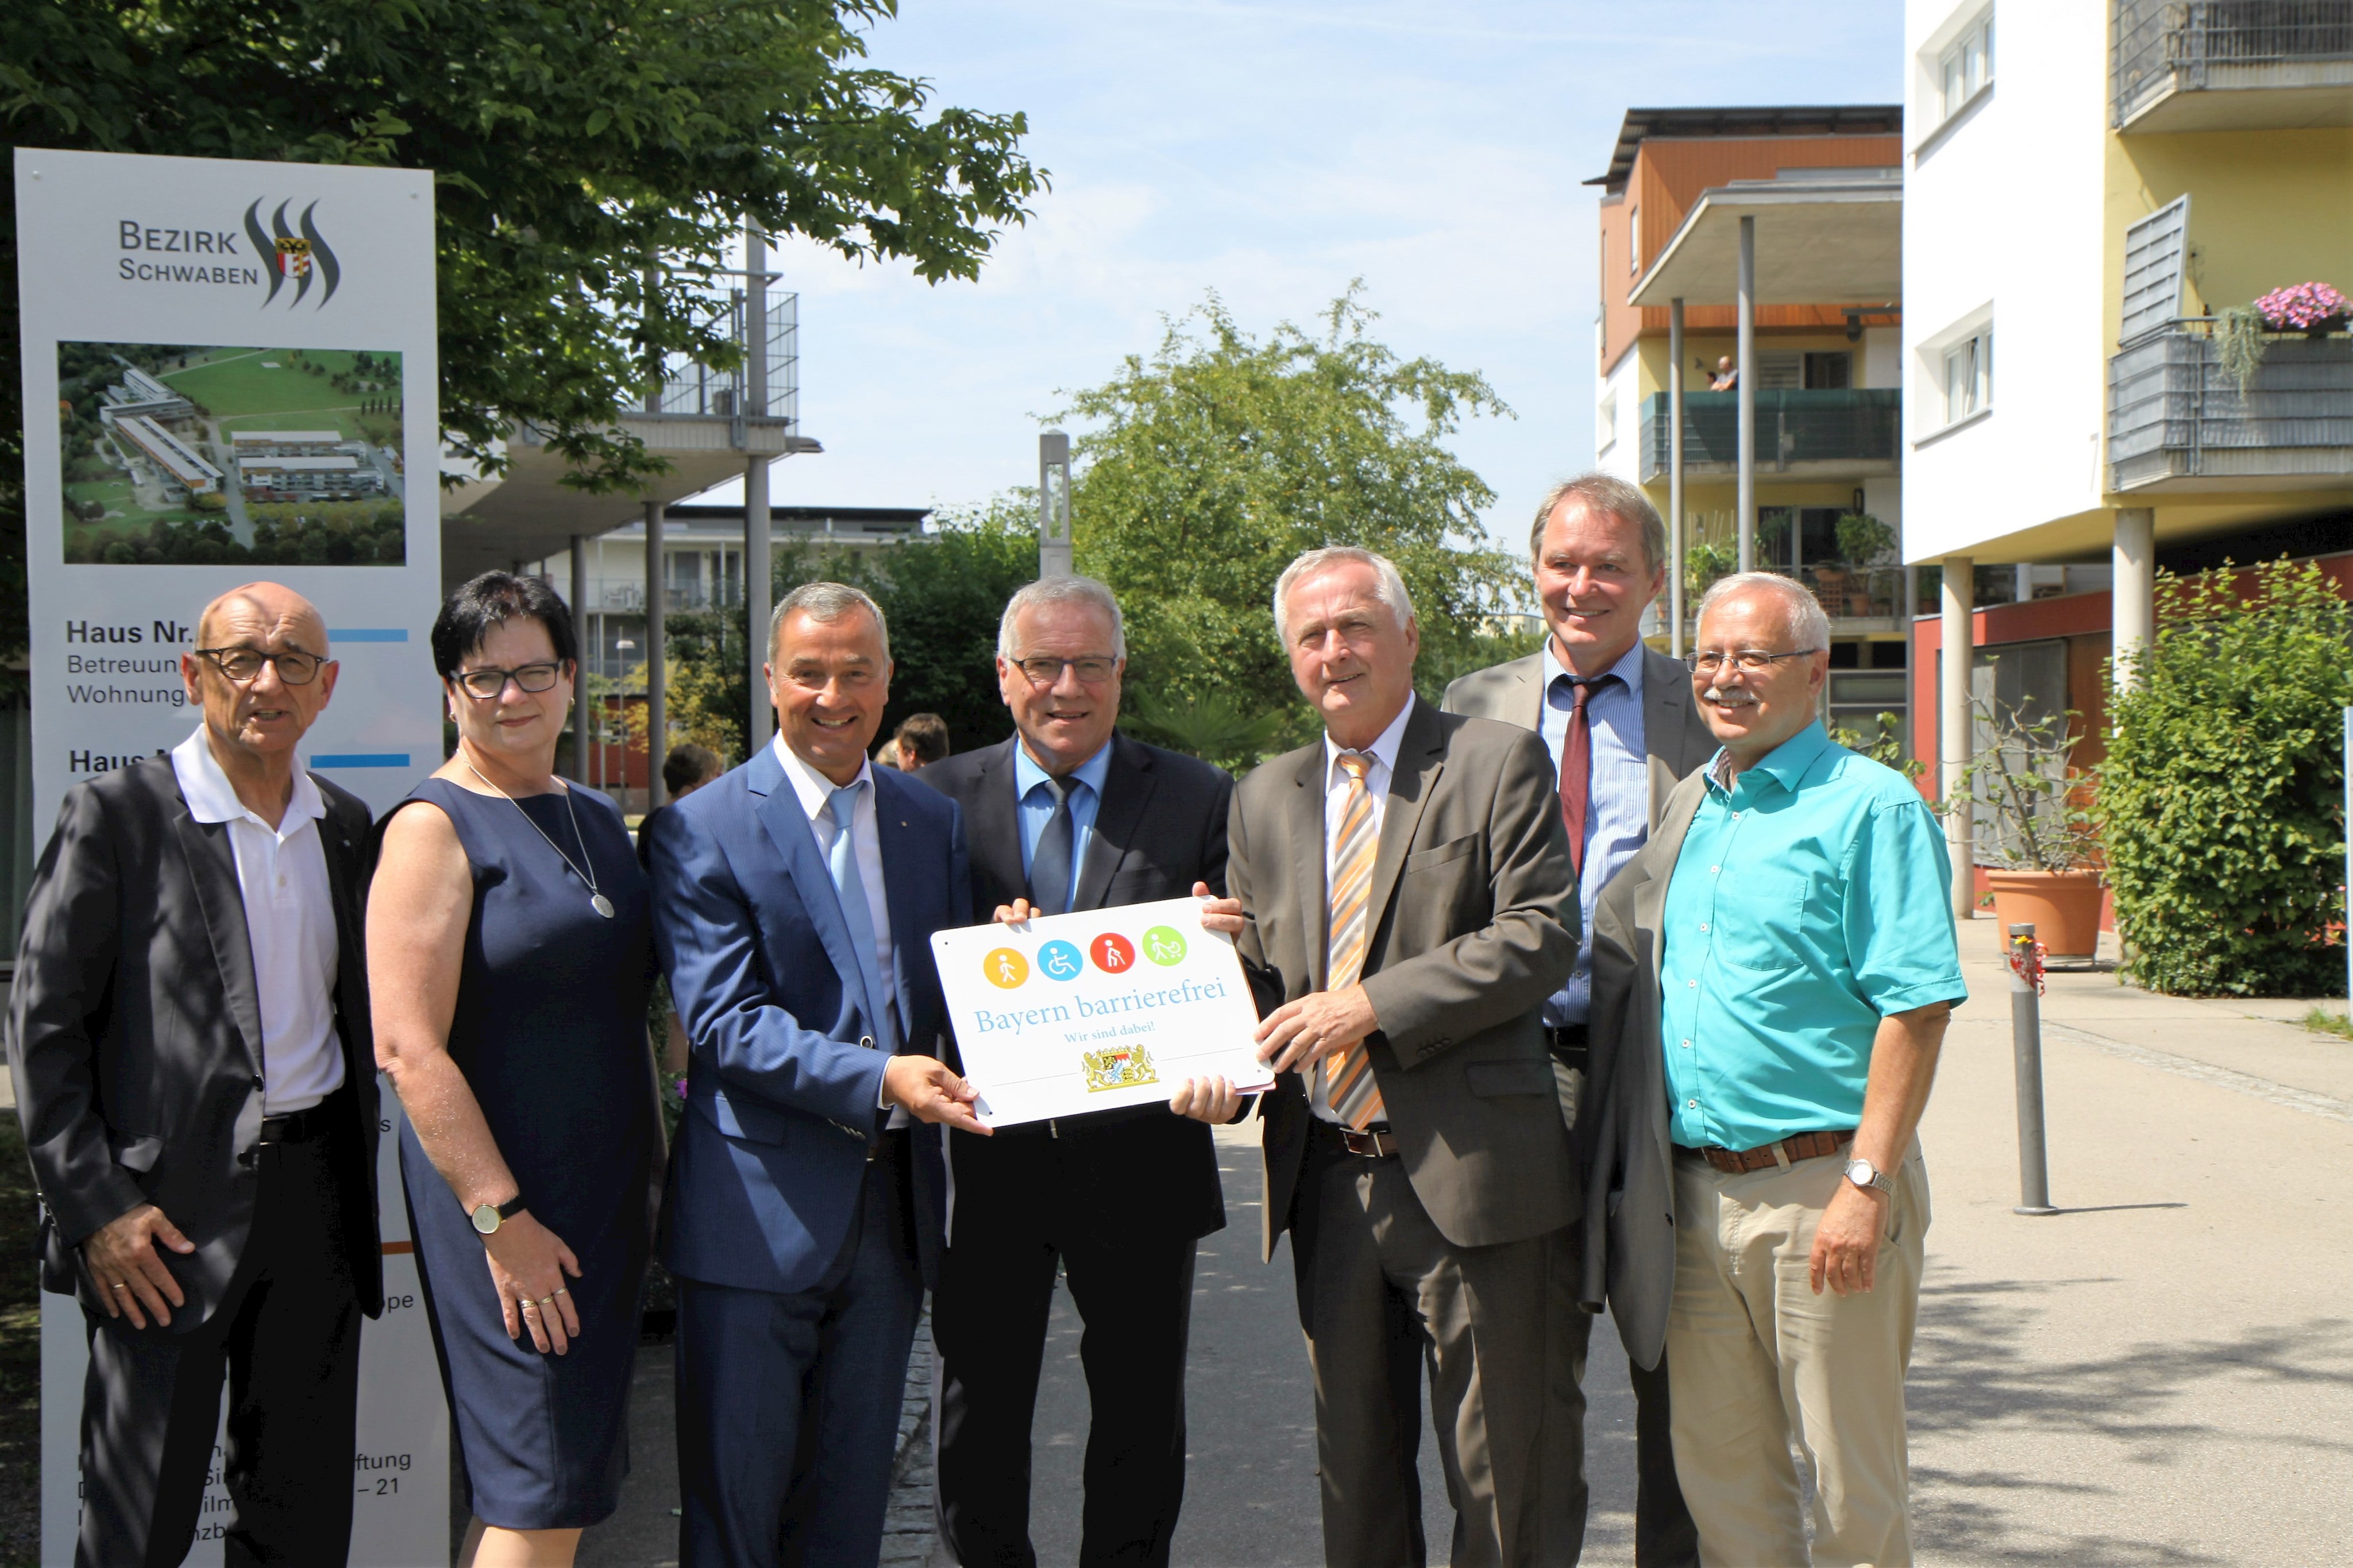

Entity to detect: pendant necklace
[464,760,615,918]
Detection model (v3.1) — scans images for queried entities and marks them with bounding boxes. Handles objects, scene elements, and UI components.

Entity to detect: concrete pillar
[1735,214,1756,574]
[1940,555,1974,920]
[2113,507,2155,694]
[569,534,589,783]
[1668,296,1687,658]
[745,225,775,756]
[645,499,666,810]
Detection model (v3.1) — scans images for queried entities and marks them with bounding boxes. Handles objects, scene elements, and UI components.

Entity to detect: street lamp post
[1735,214,1757,574]
[745,223,776,753]
[1039,430,1073,578]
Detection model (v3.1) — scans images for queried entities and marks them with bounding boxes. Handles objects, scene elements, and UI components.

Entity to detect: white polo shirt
[170,728,345,1114]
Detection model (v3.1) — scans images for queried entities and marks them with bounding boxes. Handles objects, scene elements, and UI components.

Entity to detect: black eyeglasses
[1684,648,1822,675]
[1009,655,1118,685]
[450,662,565,699]
[196,647,325,686]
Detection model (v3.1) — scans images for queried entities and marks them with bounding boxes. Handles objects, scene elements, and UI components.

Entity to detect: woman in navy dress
[369,571,658,1565]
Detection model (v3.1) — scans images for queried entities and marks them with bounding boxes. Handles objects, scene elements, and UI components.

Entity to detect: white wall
[1592,347,1646,488]
[1902,0,2112,562]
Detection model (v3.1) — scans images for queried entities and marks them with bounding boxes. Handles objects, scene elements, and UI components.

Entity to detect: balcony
[1638,390,1901,484]
[2113,0,2353,132]
[2108,319,2353,491]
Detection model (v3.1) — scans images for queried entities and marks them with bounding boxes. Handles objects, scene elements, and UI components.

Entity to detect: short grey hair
[1272,546,1415,646]
[1529,472,1668,575]
[1695,571,1830,654]
[770,581,890,662]
[997,576,1127,660]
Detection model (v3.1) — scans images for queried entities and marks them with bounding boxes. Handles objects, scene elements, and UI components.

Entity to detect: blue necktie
[825,782,897,1052]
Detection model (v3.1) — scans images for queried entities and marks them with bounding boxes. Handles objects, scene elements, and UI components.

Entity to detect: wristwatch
[1844,1157,1895,1197]
[470,1194,528,1236]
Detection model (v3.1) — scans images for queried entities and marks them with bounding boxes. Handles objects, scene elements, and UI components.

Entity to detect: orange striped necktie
[1320,750,1384,1129]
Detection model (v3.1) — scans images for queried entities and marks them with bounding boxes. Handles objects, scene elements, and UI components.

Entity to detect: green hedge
[2099,558,2353,996]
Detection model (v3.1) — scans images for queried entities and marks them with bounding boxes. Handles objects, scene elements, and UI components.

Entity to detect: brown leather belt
[1700,1129,1854,1175]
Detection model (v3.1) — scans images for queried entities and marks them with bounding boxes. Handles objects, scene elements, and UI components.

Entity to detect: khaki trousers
[1664,1143,1929,1568]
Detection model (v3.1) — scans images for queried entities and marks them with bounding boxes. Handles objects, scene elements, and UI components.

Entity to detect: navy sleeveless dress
[392,777,658,1531]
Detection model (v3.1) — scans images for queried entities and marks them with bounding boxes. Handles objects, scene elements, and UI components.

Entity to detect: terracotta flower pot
[1985,870,2105,961]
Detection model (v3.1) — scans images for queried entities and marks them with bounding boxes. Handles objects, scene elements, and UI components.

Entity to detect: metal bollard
[2007,922,2058,1216]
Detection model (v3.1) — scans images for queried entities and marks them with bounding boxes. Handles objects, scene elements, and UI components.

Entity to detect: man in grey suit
[1443,474,1712,1564]
[1183,544,1577,1567]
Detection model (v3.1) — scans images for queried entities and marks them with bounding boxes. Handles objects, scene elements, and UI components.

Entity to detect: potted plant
[1941,692,2105,960]
[2255,281,2351,337]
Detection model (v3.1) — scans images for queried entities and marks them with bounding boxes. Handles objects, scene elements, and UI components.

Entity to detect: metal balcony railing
[645,292,800,429]
[1639,390,1902,482]
[2108,317,2353,489]
[2113,0,2353,126]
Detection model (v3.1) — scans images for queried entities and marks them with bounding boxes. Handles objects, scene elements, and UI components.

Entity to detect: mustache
[1701,685,1760,707]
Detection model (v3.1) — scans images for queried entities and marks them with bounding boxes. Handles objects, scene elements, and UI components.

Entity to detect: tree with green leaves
[1063,288,1535,766]
[2097,557,2353,996]
[0,0,1045,678]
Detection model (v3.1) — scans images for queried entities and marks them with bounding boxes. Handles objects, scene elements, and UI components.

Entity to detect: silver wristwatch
[1844,1157,1895,1197]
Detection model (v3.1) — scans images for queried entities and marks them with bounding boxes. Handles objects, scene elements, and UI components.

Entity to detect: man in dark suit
[1443,473,1714,1565]
[8,582,383,1567]
[915,576,1234,1567]
[649,581,983,1568]
[1195,545,1577,1567]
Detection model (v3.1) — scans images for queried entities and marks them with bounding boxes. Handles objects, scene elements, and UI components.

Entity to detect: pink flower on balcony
[2254,282,2351,331]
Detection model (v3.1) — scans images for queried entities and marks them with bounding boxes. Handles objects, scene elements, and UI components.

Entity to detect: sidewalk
[1903,917,2353,1563]
[545,913,2353,1563]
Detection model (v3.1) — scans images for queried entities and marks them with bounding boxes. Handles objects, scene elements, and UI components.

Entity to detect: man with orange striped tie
[1176,545,1580,1567]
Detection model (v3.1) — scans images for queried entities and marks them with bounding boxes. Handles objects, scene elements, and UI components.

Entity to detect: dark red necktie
[1558,674,1619,878]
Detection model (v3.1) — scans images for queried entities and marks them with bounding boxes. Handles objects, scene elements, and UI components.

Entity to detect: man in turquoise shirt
[1649,571,1964,1568]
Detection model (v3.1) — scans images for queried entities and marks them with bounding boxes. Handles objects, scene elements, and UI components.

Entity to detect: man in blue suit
[649,581,987,1567]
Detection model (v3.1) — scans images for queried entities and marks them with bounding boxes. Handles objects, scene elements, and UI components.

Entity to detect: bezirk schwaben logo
[243,200,342,307]
[114,200,345,306]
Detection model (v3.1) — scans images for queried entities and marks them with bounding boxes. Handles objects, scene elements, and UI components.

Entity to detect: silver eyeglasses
[1683,648,1822,675]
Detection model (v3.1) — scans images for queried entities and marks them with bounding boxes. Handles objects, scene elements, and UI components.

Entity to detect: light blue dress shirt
[1014,740,1112,908]
[1659,721,1968,1151]
[1540,639,1650,1026]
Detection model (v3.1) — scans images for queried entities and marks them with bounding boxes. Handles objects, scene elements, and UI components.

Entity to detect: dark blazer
[6,756,383,1329]
[1579,771,1710,1371]
[1440,644,1717,829]
[916,732,1235,1241]
[1230,700,1579,1260]
[648,746,969,1295]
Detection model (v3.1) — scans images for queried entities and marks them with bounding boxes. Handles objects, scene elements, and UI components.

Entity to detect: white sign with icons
[932,897,1276,1127]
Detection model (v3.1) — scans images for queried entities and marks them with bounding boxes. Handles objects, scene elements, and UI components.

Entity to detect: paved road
[571,915,2353,1564]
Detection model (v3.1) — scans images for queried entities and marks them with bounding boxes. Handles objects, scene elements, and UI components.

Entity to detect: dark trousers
[676,1144,923,1568]
[77,1131,362,1568]
[1290,1127,1555,1568]
[1539,1285,1699,1566]
[933,1203,1197,1566]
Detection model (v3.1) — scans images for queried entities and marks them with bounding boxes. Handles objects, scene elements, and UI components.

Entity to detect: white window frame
[1940,14,1993,121]
[1942,330,1992,424]
[1914,2,1995,150]
[1597,387,1619,453]
[1914,304,1996,444]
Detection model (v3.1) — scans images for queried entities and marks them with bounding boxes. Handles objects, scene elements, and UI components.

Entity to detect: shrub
[2097,557,2353,996]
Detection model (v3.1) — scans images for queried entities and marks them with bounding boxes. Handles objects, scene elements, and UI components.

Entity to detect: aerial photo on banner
[56,339,407,566]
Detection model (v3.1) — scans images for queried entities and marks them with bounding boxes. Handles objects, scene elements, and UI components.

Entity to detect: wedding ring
[553,1288,570,1298]
[111,1282,128,1292]
[538,1294,554,1307]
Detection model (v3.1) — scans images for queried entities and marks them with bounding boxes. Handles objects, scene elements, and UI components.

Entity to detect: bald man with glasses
[9,582,384,1567]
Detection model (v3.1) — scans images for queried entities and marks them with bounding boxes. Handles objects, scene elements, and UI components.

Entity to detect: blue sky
[697,0,1904,549]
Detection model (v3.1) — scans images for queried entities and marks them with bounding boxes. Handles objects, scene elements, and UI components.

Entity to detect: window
[1939,11,1994,121]
[1597,388,1618,453]
[1942,327,1992,423]
[1803,351,1852,389]
[1630,207,1642,275]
